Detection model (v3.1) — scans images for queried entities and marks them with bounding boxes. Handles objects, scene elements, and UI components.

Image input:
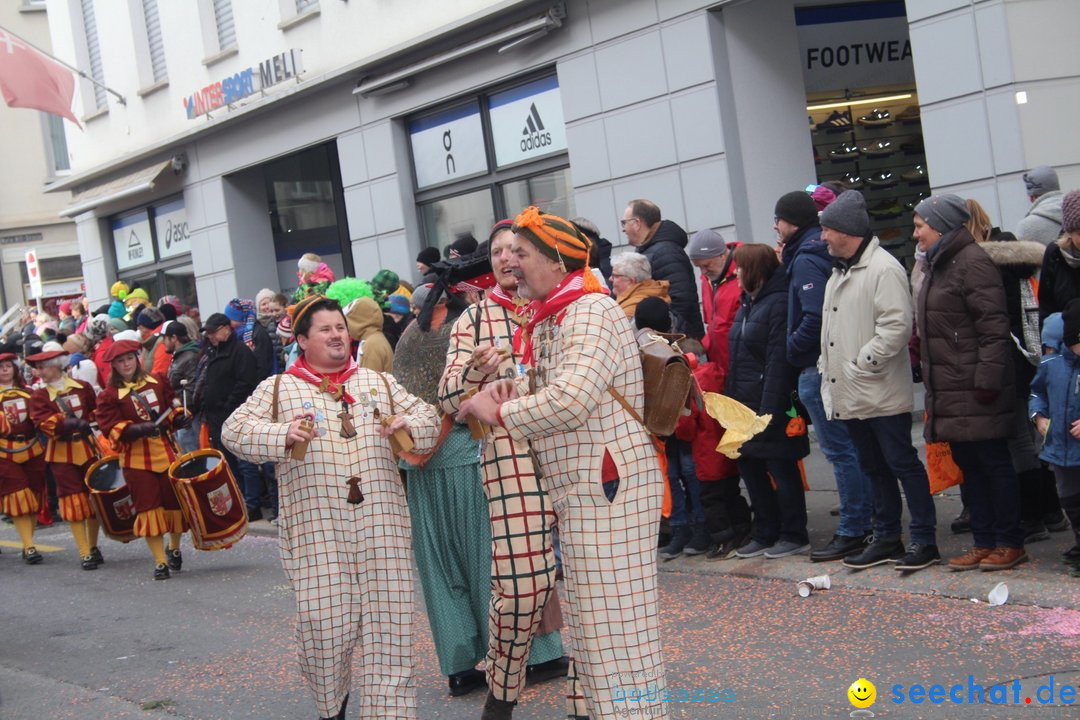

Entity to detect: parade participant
[222,295,442,720]
[0,348,47,563]
[95,339,190,579]
[27,341,101,570]
[458,207,668,720]
[438,221,569,719]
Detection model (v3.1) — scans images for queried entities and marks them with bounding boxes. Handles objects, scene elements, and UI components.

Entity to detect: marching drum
[84,455,136,543]
[168,449,248,551]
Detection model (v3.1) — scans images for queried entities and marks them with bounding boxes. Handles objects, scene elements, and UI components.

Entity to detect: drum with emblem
[167,449,247,551]
[84,455,136,542]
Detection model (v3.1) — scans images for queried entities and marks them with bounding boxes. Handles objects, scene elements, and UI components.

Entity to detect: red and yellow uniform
[95,374,187,539]
[29,376,97,520]
[0,379,46,560]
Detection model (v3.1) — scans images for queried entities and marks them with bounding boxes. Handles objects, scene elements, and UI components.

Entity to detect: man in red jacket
[687,229,740,377]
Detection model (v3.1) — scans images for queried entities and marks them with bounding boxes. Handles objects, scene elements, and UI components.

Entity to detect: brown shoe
[948,546,993,571]
[980,547,1028,571]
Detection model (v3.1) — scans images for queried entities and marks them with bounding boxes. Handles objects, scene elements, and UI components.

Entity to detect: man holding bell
[222,295,441,720]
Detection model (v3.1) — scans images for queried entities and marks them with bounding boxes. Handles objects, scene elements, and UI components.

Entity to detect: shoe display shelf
[810,96,926,271]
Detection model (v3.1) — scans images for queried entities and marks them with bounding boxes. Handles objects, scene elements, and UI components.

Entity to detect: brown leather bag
[626,328,693,437]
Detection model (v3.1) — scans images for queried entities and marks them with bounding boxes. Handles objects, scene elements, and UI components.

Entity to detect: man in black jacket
[199,313,263,519]
[163,321,202,453]
[621,199,704,338]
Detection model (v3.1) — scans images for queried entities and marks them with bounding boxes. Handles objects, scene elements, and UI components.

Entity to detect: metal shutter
[213,0,236,50]
[143,0,167,83]
[80,0,107,109]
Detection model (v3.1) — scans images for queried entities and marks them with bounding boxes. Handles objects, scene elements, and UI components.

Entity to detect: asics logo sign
[521,103,552,152]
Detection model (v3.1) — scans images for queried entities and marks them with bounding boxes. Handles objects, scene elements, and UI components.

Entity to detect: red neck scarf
[287,355,358,404]
[519,269,607,364]
[489,285,532,357]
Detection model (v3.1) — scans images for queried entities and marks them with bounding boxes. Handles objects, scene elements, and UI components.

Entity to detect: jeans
[174,416,201,455]
[260,461,278,514]
[666,438,705,527]
[737,455,809,546]
[844,413,938,546]
[799,368,874,537]
[219,443,263,512]
[950,440,1024,549]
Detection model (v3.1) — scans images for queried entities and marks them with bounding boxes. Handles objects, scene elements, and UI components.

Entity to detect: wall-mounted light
[806,93,913,112]
[1015,91,1028,105]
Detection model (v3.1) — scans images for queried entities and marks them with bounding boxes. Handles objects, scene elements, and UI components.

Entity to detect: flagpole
[0,25,126,106]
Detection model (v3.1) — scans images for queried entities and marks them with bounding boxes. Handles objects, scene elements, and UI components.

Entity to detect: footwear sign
[796,3,915,93]
[489,75,567,167]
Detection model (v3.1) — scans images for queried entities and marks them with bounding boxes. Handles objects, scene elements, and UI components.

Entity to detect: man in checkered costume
[460,207,669,720]
[222,295,441,720]
[439,220,568,719]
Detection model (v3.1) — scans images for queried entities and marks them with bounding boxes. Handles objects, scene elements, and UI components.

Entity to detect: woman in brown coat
[913,194,1025,571]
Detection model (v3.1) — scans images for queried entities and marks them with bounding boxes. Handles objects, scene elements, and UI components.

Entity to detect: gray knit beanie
[818,190,869,237]
[913,194,970,234]
[1023,165,1060,197]
[686,228,728,260]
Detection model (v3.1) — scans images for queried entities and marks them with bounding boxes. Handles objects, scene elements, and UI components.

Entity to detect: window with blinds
[296,0,318,13]
[80,0,107,110]
[214,0,236,50]
[143,0,167,83]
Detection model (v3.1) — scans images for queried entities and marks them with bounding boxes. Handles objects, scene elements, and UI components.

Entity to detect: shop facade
[47,0,1080,312]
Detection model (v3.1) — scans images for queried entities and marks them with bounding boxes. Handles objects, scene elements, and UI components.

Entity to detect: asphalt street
[2,423,1079,719]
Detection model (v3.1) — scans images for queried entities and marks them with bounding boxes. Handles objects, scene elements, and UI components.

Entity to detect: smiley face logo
[847,678,876,708]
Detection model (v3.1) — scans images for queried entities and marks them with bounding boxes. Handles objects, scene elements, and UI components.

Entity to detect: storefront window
[501,168,574,220]
[418,188,495,255]
[164,264,197,309]
[112,195,196,304]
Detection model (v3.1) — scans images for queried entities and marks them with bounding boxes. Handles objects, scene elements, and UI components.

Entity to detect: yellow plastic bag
[702,392,772,459]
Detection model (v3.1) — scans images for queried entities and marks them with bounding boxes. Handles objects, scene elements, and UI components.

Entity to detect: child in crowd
[1029,307,1080,576]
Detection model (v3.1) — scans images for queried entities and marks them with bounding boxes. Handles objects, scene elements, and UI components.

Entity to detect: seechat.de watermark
[891,676,1076,706]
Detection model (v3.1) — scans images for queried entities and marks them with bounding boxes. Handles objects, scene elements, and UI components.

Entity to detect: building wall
[0,2,78,311]
[908,0,1080,231]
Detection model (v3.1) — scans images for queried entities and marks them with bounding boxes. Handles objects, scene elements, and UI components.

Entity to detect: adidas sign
[520,102,553,152]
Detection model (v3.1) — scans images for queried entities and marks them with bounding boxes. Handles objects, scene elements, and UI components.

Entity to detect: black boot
[480,691,515,720]
[683,523,712,556]
[1059,494,1080,557]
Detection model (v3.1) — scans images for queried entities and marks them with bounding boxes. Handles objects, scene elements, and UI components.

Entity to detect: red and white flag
[0,26,81,127]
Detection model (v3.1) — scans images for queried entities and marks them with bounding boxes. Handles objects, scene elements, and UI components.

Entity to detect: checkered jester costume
[222,341,441,719]
[438,282,565,703]
[491,208,669,720]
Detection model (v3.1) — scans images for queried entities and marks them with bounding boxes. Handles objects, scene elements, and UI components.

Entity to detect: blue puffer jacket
[1029,346,1080,467]
[725,269,808,460]
[780,224,831,369]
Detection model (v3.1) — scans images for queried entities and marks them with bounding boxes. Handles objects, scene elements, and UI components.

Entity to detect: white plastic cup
[796,574,831,597]
[987,582,1009,606]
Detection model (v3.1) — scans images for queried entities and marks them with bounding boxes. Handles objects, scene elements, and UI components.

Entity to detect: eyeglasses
[610,273,628,280]
[619,217,638,228]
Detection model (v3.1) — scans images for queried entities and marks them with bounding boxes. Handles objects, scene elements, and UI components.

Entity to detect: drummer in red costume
[0,348,47,563]
[95,339,191,580]
[27,341,102,570]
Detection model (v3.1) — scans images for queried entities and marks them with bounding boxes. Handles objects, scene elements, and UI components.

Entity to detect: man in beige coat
[818,190,939,573]
[459,207,668,720]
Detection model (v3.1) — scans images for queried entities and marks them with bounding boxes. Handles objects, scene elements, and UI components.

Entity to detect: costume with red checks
[222,369,442,720]
[29,377,97,521]
[95,374,187,537]
[495,289,669,720]
[438,287,565,704]
[0,384,45,517]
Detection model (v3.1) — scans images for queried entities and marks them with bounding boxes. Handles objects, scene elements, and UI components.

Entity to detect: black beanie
[416,247,440,265]
[634,296,672,333]
[774,191,820,229]
[1064,299,1080,347]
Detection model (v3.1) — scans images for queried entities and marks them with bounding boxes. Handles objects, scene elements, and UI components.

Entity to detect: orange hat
[512,206,591,270]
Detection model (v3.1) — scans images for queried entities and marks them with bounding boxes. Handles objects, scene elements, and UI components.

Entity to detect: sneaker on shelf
[904,192,930,212]
[869,200,904,219]
[901,137,925,154]
[861,139,895,157]
[857,108,892,126]
[814,147,823,165]
[829,141,861,160]
[895,543,941,572]
[867,170,897,188]
[896,105,921,123]
[841,171,865,190]
[901,165,929,183]
[816,109,853,131]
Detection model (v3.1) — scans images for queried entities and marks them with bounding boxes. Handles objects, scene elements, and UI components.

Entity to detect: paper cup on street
[987,582,1009,606]
[796,574,830,597]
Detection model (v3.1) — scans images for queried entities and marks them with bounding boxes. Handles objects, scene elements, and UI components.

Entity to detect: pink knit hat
[1063,190,1080,234]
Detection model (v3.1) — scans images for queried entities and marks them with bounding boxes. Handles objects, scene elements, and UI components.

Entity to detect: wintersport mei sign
[183,49,304,119]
